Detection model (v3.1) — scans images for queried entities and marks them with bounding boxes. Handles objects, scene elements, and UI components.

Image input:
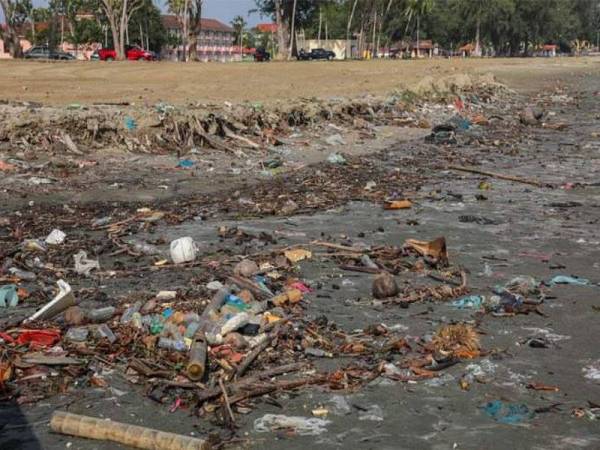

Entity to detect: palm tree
[404,0,434,58]
[230,15,246,57]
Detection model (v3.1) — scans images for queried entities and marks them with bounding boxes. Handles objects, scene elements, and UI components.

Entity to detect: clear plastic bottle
[87,306,116,323]
[120,301,142,324]
[184,321,201,339]
[65,327,89,342]
[96,324,117,343]
[157,337,187,352]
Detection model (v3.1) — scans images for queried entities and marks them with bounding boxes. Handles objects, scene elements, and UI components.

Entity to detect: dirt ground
[0,57,598,105]
[1,60,600,450]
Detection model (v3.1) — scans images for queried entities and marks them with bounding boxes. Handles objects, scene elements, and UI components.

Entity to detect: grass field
[0,57,598,105]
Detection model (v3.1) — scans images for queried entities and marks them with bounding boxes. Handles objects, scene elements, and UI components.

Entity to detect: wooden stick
[196,363,305,404]
[50,411,210,450]
[311,241,367,253]
[235,327,280,379]
[447,165,545,187]
[227,375,327,405]
[218,378,236,426]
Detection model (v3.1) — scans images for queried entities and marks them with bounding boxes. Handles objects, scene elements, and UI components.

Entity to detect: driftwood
[235,324,281,379]
[227,375,327,406]
[196,363,306,404]
[50,411,210,450]
[447,165,546,188]
[311,240,367,253]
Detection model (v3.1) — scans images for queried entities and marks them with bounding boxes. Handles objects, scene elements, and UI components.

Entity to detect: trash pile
[0,74,510,156]
[1,216,496,445]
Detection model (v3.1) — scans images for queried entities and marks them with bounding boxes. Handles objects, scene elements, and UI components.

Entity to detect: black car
[254,48,271,62]
[24,46,75,60]
[297,48,336,61]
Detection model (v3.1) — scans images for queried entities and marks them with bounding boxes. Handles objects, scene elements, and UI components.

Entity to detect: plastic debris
[45,229,66,245]
[177,159,195,169]
[546,275,590,286]
[170,237,196,264]
[254,414,331,436]
[481,400,533,424]
[327,152,346,164]
[0,285,18,308]
[284,248,312,263]
[25,280,76,323]
[73,250,100,275]
[452,295,484,309]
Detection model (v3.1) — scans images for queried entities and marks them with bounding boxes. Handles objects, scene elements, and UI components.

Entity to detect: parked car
[24,46,75,60]
[90,50,100,61]
[254,48,271,62]
[97,45,156,61]
[297,48,336,61]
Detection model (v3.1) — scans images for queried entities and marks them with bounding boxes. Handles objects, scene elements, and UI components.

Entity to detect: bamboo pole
[50,411,210,450]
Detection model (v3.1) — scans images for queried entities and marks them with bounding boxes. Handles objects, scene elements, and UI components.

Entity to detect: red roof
[543,44,557,50]
[161,15,233,33]
[256,23,277,33]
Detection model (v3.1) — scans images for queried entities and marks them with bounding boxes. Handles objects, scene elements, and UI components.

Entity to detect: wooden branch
[447,165,546,188]
[196,363,305,404]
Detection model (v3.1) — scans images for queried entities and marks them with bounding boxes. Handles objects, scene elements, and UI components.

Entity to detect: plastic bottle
[86,306,116,323]
[184,321,201,339]
[96,324,116,343]
[131,312,142,329]
[220,312,250,336]
[150,316,164,335]
[120,301,142,324]
[305,347,333,358]
[157,337,187,352]
[186,336,207,380]
[65,327,89,342]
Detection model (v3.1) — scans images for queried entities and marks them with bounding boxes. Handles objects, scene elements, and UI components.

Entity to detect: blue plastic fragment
[482,400,533,424]
[547,275,590,286]
[452,295,484,309]
[0,285,18,308]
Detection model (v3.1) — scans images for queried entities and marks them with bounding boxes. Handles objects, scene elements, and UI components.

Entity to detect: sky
[1,0,266,27]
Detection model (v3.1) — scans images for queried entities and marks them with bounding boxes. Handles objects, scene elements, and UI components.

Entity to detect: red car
[98,45,156,61]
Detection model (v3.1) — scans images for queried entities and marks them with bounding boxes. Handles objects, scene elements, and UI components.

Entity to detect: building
[542,44,557,57]
[161,15,237,62]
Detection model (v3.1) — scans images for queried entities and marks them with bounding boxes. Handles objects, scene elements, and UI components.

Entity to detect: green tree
[0,0,31,57]
[231,14,247,49]
[404,0,434,56]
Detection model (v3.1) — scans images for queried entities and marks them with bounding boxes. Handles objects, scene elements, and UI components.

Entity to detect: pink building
[161,15,238,62]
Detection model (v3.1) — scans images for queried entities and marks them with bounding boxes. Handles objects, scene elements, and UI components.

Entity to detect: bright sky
[1,0,265,27]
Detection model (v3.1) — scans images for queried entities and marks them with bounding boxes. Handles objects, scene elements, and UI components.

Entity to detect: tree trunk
[288,0,297,60]
[187,0,202,62]
[416,14,420,58]
[346,0,358,59]
[318,7,322,46]
[371,8,377,58]
[474,16,481,56]
[274,0,287,60]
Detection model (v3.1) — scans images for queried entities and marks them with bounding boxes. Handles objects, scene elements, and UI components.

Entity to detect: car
[97,45,156,61]
[297,48,336,61]
[24,46,75,60]
[90,50,100,61]
[254,48,271,62]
